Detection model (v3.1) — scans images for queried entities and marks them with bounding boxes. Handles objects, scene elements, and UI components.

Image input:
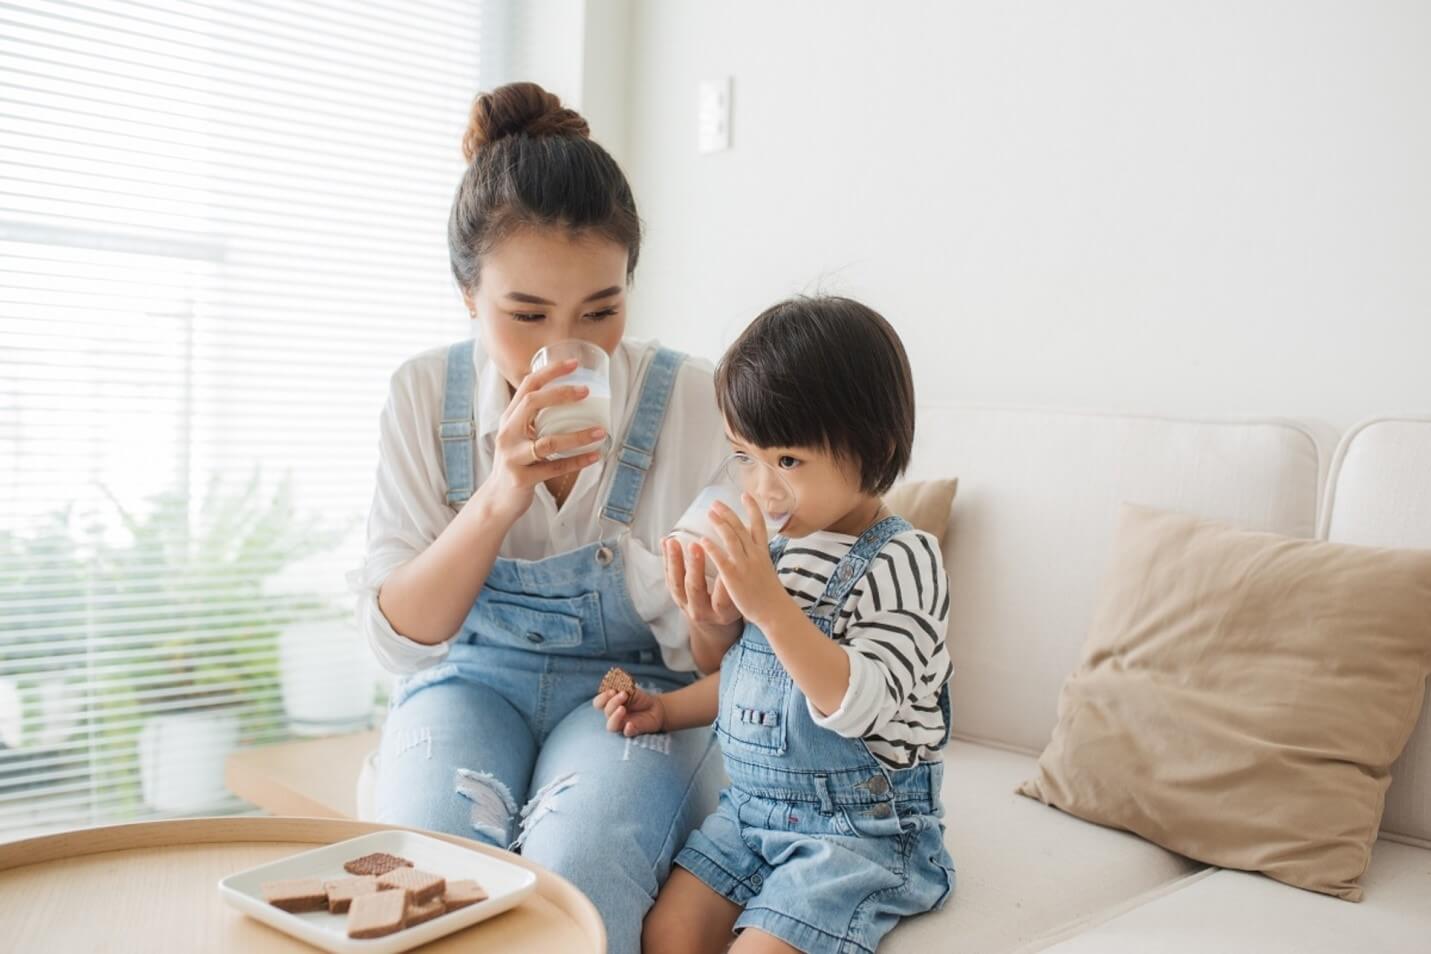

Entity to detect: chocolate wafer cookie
[261,877,327,913]
[347,889,407,939]
[377,867,446,905]
[405,896,446,927]
[599,666,635,697]
[443,879,489,911]
[323,875,379,914]
[343,851,413,877]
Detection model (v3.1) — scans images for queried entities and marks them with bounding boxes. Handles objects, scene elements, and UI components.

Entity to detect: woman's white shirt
[352,337,729,675]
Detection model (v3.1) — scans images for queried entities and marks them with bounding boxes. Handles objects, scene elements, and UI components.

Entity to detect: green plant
[0,470,350,816]
[0,507,100,683]
[100,470,347,700]
[0,508,103,804]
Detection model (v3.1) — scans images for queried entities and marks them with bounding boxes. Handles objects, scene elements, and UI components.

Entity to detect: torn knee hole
[511,772,578,850]
[454,769,518,843]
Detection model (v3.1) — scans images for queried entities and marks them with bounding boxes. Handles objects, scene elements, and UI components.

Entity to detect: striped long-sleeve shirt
[775,528,953,769]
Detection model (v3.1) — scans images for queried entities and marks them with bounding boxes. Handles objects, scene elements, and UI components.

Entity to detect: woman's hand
[698,494,789,629]
[593,687,666,737]
[664,536,743,671]
[477,357,605,521]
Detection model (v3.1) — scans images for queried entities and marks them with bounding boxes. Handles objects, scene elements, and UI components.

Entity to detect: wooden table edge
[0,816,606,953]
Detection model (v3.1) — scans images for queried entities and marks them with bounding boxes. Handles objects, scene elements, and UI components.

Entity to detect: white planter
[19,678,83,749]
[0,677,20,751]
[278,620,376,737]
[137,709,239,813]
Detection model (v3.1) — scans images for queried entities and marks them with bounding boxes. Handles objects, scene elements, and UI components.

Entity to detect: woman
[353,82,729,953]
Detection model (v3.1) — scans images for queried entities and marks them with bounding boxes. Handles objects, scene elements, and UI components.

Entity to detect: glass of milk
[668,454,797,579]
[529,339,614,459]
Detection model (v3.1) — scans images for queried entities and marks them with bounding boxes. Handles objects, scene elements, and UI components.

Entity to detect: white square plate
[218,830,538,953]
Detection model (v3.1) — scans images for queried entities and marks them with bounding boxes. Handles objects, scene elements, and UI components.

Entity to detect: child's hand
[663,537,742,628]
[698,494,788,628]
[593,686,667,737]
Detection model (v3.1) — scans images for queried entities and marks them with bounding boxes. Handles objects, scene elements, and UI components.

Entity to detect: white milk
[670,485,745,546]
[535,367,612,458]
[669,484,794,579]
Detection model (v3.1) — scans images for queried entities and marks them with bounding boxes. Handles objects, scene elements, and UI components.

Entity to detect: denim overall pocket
[465,588,607,655]
[716,641,793,756]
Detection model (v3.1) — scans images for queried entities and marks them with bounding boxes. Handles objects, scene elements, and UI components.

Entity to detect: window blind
[0,0,483,839]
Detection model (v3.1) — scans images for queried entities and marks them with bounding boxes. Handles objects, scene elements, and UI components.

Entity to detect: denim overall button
[870,802,893,819]
[749,872,764,889]
[866,775,890,795]
[525,631,544,644]
[595,546,614,566]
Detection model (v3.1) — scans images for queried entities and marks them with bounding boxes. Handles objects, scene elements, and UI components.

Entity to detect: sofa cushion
[1036,841,1431,954]
[881,740,1204,954]
[905,406,1325,754]
[884,477,958,543]
[1322,417,1431,843]
[1018,504,1431,900]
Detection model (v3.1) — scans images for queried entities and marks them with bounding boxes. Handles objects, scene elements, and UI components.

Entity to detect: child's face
[724,428,876,539]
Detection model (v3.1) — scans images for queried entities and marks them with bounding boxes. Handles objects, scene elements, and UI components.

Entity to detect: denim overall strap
[807,515,913,636]
[601,348,687,525]
[440,339,478,506]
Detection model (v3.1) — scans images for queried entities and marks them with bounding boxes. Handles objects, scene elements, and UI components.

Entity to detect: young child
[593,296,955,954]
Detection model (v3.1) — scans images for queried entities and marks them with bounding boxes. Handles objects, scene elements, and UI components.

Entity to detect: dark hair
[448,82,641,291]
[715,296,915,495]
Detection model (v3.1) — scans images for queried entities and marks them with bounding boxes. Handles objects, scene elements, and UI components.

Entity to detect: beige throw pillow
[1018,504,1431,901]
[883,478,958,544]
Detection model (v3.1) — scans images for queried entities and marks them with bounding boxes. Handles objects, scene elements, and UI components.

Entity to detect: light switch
[698,77,732,154]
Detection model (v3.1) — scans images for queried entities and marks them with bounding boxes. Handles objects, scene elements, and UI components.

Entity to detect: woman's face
[465,227,629,392]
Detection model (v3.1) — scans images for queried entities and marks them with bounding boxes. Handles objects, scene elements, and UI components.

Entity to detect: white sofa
[881,409,1431,953]
[356,408,1431,951]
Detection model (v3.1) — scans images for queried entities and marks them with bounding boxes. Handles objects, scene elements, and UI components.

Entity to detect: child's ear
[462,289,476,318]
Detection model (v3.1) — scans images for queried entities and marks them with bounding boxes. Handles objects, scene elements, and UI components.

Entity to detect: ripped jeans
[374,641,724,954]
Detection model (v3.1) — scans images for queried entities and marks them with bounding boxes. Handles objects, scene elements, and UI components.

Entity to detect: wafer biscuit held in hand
[599,666,635,696]
[347,889,408,939]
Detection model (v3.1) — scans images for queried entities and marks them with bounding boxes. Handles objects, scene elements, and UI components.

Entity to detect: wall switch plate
[698,77,732,154]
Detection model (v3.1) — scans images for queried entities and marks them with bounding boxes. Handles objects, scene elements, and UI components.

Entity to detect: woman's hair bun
[461,82,590,162]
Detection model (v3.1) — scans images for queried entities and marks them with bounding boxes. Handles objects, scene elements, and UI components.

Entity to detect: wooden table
[0,816,605,953]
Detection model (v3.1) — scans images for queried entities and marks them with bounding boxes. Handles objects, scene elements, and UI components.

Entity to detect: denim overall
[374,339,724,954]
[675,515,957,954]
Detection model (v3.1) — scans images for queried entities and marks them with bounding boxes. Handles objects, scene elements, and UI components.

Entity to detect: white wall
[493,0,634,165]
[621,1,1431,431]
[491,0,586,112]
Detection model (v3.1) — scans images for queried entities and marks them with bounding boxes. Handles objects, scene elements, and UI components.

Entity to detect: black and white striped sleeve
[807,529,951,741]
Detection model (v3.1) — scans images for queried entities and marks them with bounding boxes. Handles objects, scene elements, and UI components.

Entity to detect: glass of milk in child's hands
[668,454,797,580]
[529,340,614,459]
